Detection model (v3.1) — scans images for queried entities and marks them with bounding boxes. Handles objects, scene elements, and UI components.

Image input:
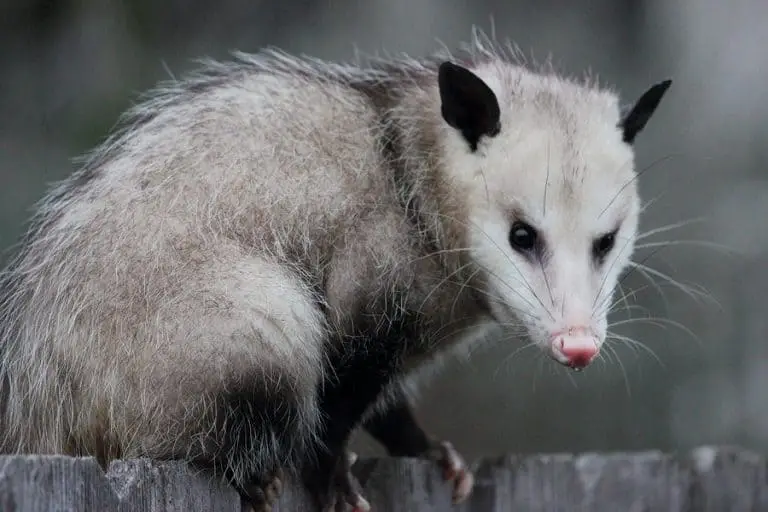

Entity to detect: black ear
[438,61,501,152]
[620,79,673,144]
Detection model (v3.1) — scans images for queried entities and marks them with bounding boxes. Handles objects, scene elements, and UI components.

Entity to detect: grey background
[1,0,766,462]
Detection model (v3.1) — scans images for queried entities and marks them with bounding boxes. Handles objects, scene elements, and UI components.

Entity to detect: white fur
[443,61,639,359]
[0,30,646,486]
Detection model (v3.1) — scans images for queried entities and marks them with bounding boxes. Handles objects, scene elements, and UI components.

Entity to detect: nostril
[554,334,599,369]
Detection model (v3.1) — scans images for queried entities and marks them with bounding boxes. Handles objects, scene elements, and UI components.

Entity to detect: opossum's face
[437,62,671,370]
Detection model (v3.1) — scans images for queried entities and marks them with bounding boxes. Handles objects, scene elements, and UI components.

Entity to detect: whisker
[562,364,579,388]
[539,257,555,308]
[614,282,632,319]
[404,246,476,264]
[598,153,680,219]
[532,353,547,393]
[431,211,556,321]
[592,231,637,314]
[434,271,539,322]
[635,217,707,241]
[416,260,476,316]
[597,284,654,320]
[606,332,665,368]
[493,340,537,380]
[449,266,482,319]
[543,138,550,216]
[602,342,631,396]
[608,245,670,310]
[639,193,665,215]
[609,316,702,348]
[635,239,735,256]
[626,261,715,306]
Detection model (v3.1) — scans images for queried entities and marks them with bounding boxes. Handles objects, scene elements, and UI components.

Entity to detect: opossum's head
[436,61,671,370]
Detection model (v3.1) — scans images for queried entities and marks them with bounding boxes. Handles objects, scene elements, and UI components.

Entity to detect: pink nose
[561,346,598,368]
[553,327,599,369]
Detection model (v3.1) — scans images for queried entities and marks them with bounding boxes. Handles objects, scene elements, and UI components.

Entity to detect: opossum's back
[63,72,388,259]
[5,72,389,371]
[0,67,391,456]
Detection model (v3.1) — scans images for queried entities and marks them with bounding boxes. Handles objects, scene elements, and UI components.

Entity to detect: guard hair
[0,28,672,498]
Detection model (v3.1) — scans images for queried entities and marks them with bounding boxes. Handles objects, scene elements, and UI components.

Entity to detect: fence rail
[0,446,765,511]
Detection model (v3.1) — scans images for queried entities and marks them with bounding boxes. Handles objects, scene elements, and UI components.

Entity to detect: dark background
[1,0,767,461]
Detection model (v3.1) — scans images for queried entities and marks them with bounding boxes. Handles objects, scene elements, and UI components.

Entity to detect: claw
[240,466,285,512]
[315,450,370,512]
[430,440,474,504]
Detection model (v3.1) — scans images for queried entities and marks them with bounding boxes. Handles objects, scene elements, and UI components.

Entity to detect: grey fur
[0,29,651,493]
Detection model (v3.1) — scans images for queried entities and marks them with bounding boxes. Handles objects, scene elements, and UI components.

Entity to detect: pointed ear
[438,61,501,152]
[620,79,673,144]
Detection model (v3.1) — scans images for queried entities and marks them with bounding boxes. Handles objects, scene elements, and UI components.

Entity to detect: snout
[549,326,600,370]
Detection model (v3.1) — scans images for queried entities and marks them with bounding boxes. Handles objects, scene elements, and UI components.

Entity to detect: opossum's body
[0,34,671,509]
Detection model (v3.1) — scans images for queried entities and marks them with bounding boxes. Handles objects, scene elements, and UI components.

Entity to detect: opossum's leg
[232,466,285,512]
[363,390,474,503]
[362,385,431,455]
[162,256,326,511]
[212,385,301,512]
[188,378,312,512]
[302,321,414,512]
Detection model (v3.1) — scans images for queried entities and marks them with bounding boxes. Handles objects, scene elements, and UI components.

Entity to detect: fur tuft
[0,30,661,496]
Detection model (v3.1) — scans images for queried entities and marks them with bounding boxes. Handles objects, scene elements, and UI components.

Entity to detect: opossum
[0,32,671,511]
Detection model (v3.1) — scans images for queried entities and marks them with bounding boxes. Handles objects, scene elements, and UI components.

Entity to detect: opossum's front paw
[309,451,370,512]
[428,440,474,504]
[334,451,371,512]
[239,467,285,512]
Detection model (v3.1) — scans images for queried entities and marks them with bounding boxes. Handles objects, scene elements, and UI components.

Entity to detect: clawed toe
[240,467,286,512]
[311,450,371,512]
[430,440,475,504]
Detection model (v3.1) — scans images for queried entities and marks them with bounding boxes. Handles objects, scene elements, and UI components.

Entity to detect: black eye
[593,230,617,261]
[509,222,538,252]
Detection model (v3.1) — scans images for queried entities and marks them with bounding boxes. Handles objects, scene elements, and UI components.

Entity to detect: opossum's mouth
[558,359,585,372]
[548,351,584,371]
[549,351,591,371]
[489,302,599,372]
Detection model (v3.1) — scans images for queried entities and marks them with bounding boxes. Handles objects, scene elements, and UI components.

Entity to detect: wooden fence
[0,446,765,511]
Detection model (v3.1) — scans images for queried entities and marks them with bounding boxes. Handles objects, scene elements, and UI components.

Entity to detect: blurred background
[1,0,766,462]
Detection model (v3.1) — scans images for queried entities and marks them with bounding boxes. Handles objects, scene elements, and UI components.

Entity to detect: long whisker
[626,261,715,306]
[431,211,556,321]
[606,332,664,367]
[609,316,702,348]
[599,285,655,319]
[539,257,555,308]
[449,266,482,319]
[635,217,707,241]
[639,193,665,215]
[603,245,670,313]
[635,239,735,255]
[592,231,637,314]
[450,264,540,319]
[416,260,477,316]
[598,153,679,219]
[493,339,537,380]
[543,138,550,216]
[611,281,633,323]
[404,246,476,264]
[593,240,663,317]
[602,342,631,396]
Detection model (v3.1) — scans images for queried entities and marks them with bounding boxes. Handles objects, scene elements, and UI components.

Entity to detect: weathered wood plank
[0,446,765,511]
